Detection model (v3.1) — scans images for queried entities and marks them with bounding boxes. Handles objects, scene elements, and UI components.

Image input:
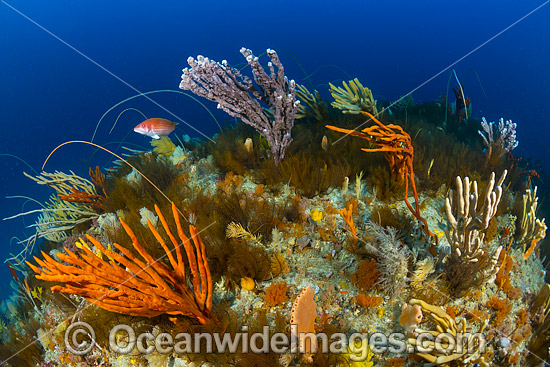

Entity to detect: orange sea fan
[290,285,317,363]
[27,202,213,324]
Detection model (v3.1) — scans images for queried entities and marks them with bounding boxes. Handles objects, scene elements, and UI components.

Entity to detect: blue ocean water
[0,0,548,294]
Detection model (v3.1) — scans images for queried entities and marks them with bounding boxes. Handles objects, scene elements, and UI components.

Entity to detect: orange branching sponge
[27,202,213,324]
[290,285,317,363]
[445,305,460,320]
[487,297,511,326]
[495,253,521,300]
[326,112,412,181]
[493,238,521,300]
[340,202,358,244]
[326,112,438,248]
[58,166,108,209]
[58,189,105,209]
[265,281,289,307]
[516,309,529,329]
[89,166,107,195]
[523,236,544,260]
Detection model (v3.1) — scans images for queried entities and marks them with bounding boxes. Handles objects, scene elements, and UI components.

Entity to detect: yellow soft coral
[241,277,255,291]
[151,136,176,156]
[310,208,324,222]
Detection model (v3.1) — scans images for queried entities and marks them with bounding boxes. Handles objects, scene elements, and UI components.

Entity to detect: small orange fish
[133,118,178,139]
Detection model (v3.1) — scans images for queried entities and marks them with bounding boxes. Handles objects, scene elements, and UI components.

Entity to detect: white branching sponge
[478,117,518,161]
